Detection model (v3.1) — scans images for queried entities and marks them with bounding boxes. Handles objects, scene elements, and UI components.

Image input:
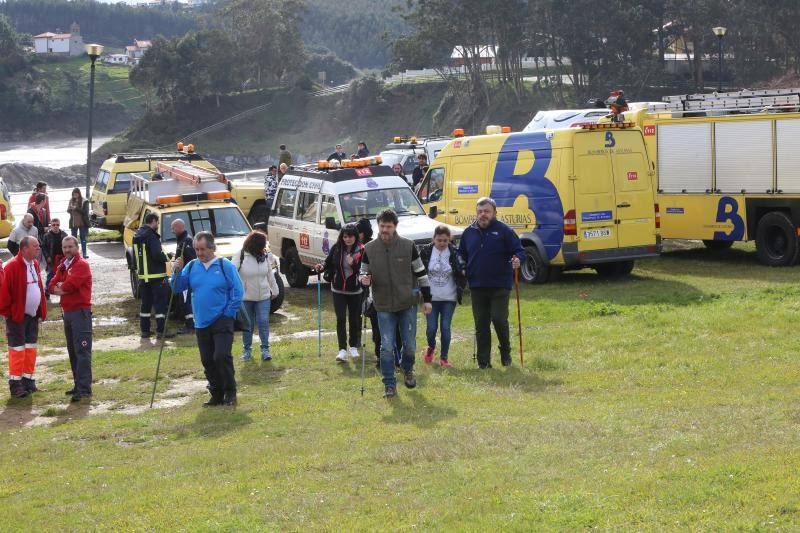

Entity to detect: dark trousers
[197,315,236,399]
[332,292,361,350]
[64,308,93,395]
[471,288,512,367]
[140,279,168,334]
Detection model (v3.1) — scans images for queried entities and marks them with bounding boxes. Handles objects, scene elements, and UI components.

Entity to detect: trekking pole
[150,279,176,408]
[317,271,322,358]
[514,268,524,368]
[360,298,368,397]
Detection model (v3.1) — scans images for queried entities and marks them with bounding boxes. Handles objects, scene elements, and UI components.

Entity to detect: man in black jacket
[327,144,347,162]
[133,213,171,339]
[411,154,429,188]
[42,218,68,299]
[171,218,196,334]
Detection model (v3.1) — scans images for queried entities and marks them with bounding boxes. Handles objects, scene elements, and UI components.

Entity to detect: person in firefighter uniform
[0,236,47,398]
[133,213,171,339]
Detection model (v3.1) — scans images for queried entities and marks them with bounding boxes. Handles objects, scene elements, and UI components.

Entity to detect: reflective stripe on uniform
[134,243,167,282]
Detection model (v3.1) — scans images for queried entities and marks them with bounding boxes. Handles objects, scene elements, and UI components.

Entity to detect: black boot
[21,377,40,393]
[223,392,237,406]
[203,395,224,407]
[9,379,29,398]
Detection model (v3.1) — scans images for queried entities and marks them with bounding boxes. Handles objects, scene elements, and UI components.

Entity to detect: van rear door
[609,131,655,248]
[572,132,618,251]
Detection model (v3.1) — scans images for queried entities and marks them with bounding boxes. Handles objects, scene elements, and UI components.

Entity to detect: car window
[340,187,424,222]
[275,188,297,218]
[418,167,445,203]
[213,207,250,237]
[554,112,581,122]
[110,172,140,193]
[94,170,110,192]
[402,156,417,176]
[321,194,339,224]
[160,208,247,242]
[298,192,319,223]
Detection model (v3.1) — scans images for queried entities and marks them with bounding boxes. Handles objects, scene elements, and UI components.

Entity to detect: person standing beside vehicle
[315,224,364,363]
[278,145,292,179]
[133,213,171,339]
[412,154,429,189]
[27,193,48,237]
[27,182,50,226]
[232,230,279,362]
[458,197,524,369]
[48,236,93,402]
[67,187,90,259]
[360,209,433,398]
[7,214,38,257]
[41,218,68,300]
[420,225,466,368]
[171,218,195,335]
[171,231,244,406]
[0,236,46,398]
[264,166,278,226]
[356,142,370,158]
[392,163,411,187]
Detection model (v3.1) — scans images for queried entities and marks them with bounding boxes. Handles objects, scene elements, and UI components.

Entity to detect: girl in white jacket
[233,231,280,361]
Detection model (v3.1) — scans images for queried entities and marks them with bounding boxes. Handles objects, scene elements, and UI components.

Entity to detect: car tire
[129,268,141,299]
[520,245,550,284]
[702,240,734,250]
[248,201,268,226]
[755,211,799,267]
[283,246,310,288]
[270,272,285,314]
[594,260,634,278]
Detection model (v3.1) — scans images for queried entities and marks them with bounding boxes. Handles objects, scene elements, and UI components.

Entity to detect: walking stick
[514,268,524,368]
[317,271,322,358]
[360,296,368,396]
[150,278,176,408]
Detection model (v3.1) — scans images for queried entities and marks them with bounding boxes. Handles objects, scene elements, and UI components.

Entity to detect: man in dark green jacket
[360,209,432,398]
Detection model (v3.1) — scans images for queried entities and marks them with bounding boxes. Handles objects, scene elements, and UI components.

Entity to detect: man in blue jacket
[458,197,525,368]
[171,231,244,406]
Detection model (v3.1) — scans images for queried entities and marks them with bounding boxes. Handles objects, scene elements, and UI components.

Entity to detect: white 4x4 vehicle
[268,160,462,287]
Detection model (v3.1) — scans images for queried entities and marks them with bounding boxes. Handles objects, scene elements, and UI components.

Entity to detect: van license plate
[583,228,611,239]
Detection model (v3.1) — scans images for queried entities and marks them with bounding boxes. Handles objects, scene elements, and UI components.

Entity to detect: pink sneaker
[424,346,435,363]
[439,359,453,369]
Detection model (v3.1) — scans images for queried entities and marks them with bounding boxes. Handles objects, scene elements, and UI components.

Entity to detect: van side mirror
[325,216,341,230]
[428,206,438,219]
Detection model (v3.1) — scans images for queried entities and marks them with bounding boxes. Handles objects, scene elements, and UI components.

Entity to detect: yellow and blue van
[0,175,14,239]
[417,124,661,282]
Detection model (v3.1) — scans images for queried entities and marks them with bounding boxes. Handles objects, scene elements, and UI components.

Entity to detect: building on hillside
[126,39,152,64]
[450,45,496,68]
[102,53,129,65]
[33,22,84,56]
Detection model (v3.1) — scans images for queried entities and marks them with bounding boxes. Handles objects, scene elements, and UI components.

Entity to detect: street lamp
[85,43,104,198]
[712,26,727,93]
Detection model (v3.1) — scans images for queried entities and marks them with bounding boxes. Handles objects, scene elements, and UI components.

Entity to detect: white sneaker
[349,346,360,359]
[336,349,348,363]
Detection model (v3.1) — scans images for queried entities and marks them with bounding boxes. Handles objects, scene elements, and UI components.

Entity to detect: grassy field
[1,242,799,529]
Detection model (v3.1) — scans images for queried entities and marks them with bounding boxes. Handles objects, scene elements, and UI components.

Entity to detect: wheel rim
[286,256,299,284]
[766,225,789,258]
[522,253,539,281]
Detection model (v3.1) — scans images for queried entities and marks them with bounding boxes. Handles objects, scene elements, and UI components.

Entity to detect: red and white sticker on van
[354,168,373,177]
[627,171,638,181]
[643,125,656,136]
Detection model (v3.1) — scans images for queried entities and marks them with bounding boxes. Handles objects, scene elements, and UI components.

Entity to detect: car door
[448,156,487,227]
[317,193,340,258]
[269,186,298,257]
[572,131,619,251]
[417,165,447,221]
[296,190,320,266]
[610,133,656,248]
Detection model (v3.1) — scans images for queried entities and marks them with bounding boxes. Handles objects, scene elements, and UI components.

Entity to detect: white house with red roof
[33,22,84,56]
[126,39,152,63]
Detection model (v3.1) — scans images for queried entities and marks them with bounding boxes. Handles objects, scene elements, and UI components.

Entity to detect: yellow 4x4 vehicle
[0,175,14,239]
[91,147,220,230]
[121,161,284,313]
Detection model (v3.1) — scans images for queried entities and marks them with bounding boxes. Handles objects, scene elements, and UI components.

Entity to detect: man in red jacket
[49,235,93,402]
[0,236,46,398]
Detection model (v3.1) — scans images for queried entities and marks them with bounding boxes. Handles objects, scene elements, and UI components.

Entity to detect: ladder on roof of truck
[649,88,800,116]
[129,162,230,204]
[155,160,227,185]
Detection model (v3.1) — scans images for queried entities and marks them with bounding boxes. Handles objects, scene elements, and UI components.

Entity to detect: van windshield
[339,187,424,222]
[160,207,250,242]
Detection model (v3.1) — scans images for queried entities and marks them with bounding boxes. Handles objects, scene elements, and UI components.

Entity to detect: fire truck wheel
[755,211,799,267]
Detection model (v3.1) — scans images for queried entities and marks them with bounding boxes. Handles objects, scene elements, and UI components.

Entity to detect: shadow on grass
[0,397,36,430]
[238,363,287,386]
[382,389,457,428]
[178,408,254,438]
[642,246,798,282]
[447,365,562,393]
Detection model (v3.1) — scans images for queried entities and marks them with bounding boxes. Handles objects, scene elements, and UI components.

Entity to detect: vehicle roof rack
[129,161,229,204]
[285,163,396,183]
[649,88,800,116]
[112,152,205,163]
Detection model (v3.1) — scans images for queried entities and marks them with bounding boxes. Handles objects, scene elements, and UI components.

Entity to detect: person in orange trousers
[0,236,47,398]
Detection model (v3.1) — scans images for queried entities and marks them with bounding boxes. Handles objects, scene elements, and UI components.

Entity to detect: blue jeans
[425,300,456,360]
[376,306,417,387]
[241,299,271,357]
[71,226,88,257]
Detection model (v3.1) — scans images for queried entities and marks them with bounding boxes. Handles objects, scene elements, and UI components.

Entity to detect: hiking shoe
[349,347,360,359]
[336,349,349,363]
[176,326,195,335]
[22,377,40,393]
[501,358,512,367]
[65,388,76,396]
[70,393,91,403]
[403,370,417,389]
[241,349,252,362]
[203,397,224,407]
[384,386,397,398]
[261,350,272,362]
[158,331,176,340]
[439,359,453,369]
[424,346,435,363]
[140,332,152,340]
[9,379,28,398]
[478,363,493,370]
[223,394,237,406]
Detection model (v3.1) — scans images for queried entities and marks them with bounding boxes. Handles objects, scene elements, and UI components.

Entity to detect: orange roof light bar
[453,128,465,137]
[581,122,635,130]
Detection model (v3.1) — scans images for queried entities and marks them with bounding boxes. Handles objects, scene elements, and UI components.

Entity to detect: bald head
[171,218,186,235]
[21,213,33,229]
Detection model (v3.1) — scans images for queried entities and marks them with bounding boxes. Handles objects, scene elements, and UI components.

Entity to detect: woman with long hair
[232,230,280,361]
[66,187,90,258]
[315,223,364,363]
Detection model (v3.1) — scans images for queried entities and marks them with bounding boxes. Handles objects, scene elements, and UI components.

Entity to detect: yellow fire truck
[619,89,800,266]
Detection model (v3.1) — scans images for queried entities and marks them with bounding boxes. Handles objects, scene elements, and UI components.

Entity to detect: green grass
[1,241,800,529]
